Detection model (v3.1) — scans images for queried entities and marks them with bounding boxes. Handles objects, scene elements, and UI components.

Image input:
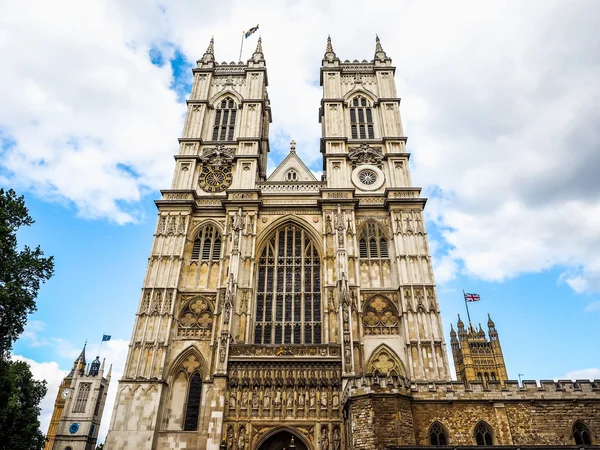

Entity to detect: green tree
[0,188,54,357]
[0,359,47,450]
[0,188,54,450]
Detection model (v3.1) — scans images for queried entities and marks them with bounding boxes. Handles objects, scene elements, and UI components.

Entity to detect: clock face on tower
[61,388,70,400]
[198,165,232,193]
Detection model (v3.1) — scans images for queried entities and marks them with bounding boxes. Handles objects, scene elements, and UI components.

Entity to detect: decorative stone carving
[198,144,235,193]
[177,297,213,338]
[363,296,399,335]
[348,143,384,168]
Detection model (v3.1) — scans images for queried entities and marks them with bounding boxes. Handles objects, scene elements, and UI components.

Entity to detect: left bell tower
[45,343,111,450]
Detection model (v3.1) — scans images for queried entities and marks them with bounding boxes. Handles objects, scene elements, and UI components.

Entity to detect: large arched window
[191,225,222,262]
[359,222,389,261]
[183,372,202,431]
[474,421,494,446]
[212,97,237,141]
[350,95,375,139]
[573,421,592,445]
[429,422,449,446]
[254,224,321,344]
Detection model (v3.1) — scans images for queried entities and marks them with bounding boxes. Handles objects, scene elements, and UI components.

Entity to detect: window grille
[350,96,375,139]
[474,421,494,446]
[73,383,91,413]
[212,97,237,141]
[254,225,321,344]
[358,222,390,261]
[183,373,202,431]
[573,421,592,445]
[429,422,448,446]
[191,226,222,262]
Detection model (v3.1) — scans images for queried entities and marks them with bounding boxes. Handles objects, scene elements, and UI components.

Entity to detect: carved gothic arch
[255,215,323,258]
[366,344,406,376]
[343,87,378,106]
[357,218,392,240]
[208,89,243,108]
[254,425,314,450]
[168,345,207,380]
[188,219,224,241]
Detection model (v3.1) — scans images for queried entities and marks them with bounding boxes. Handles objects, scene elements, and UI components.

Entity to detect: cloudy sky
[2,0,600,444]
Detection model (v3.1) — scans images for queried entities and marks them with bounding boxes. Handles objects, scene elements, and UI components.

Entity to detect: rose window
[363,296,399,335]
[178,297,213,338]
[358,169,378,186]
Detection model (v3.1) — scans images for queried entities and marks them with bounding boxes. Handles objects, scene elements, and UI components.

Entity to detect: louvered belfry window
[359,222,389,261]
[212,97,237,141]
[73,382,91,413]
[350,96,375,139]
[254,225,321,345]
[191,226,222,262]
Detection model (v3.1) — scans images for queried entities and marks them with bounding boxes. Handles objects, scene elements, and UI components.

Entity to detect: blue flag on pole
[245,25,259,38]
[102,334,111,342]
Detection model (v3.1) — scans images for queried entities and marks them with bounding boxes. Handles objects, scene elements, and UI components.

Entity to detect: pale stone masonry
[102,36,600,450]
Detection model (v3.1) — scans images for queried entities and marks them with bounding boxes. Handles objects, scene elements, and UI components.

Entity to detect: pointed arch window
[359,222,390,261]
[350,96,375,139]
[254,225,321,345]
[573,421,592,445]
[183,372,202,431]
[191,225,222,262]
[429,422,449,446]
[212,97,237,141]
[285,169,299,181]
[474,421,494,446]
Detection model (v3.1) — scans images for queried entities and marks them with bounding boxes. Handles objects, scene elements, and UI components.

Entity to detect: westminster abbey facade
[104,37,600,450]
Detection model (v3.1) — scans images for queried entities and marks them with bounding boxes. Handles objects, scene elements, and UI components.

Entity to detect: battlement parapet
[410,379,600,401]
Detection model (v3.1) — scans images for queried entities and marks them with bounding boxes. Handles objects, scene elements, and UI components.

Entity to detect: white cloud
[2,0,600,291]
[562,368,600,381]
[11,338,129,445]
[585,301,600,312]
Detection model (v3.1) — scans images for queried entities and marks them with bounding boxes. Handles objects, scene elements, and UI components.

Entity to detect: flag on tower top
[245,25,259,38]
[102,334,111,341]
[464,292,481,302]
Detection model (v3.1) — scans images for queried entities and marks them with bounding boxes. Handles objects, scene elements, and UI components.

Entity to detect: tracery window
[474,421,494,446]
[363,296,399,335]
[429,422,449,446]
[350,96,375,139]
[72,382,91,413]
[254,224,321,345]
[359,222,389,260]
[573,420,592,445]
[183,372,202,431]
[212,97,237,141]
[191,225,222,262]
[178,297,213,338]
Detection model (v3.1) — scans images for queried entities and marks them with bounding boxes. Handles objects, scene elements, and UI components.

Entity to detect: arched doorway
[257,429,309,450]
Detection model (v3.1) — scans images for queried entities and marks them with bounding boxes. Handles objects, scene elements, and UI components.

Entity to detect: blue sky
[2,0,600,443]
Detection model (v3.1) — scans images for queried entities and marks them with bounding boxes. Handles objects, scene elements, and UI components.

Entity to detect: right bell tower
[319,35,451,382]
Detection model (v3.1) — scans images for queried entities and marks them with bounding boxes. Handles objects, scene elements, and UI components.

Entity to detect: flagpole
[463,290,472,324]
[238,31,245,62]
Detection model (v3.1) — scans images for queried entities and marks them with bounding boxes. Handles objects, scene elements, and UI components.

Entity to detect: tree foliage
[0,359,47,450]
[0,188,54,450]
[0,188,54,357]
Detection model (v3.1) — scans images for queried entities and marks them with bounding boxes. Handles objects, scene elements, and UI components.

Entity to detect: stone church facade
[103,37,600,450]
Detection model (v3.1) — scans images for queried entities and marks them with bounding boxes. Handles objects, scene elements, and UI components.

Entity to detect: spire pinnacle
[198,36,215,65]
[290,140,296,153]
[250,36,264,63]
[374,34,389,62]
[323,35,338,63]
[255,36,263,54]
[206,36,214,55]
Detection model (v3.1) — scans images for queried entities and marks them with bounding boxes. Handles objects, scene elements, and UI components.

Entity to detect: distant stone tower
[450,314,508,385]
[47,344,111,450]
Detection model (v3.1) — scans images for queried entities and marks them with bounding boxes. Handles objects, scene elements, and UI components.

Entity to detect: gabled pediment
[267,150,318,182]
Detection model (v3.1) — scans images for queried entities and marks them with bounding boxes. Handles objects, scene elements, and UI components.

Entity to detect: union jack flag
[464,292,481,302]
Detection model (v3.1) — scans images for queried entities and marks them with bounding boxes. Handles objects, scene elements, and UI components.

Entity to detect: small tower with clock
[45,343,111,450]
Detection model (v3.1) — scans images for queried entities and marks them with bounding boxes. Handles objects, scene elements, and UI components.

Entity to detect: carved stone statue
[333,427,341,450]
[237,427,246,450]
[321,427,330,449]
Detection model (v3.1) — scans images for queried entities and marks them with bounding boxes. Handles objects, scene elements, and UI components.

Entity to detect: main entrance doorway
[257,430,309,450]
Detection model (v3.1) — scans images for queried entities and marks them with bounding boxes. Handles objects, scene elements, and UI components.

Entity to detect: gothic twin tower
[102,36,462,449]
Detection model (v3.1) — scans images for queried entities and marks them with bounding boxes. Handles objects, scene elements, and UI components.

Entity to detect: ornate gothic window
[363,296,399,335]
[350,96,375,139]
[359,222,389,260]
[573,421,592,445]
[212,97,237,141]
[474,421,494,446]
[72,382,91,413]
[429,422,449,446]
[254,224,321,345]
[183,372,202,431]
[178,297,213,338]
[191,225,222,262]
